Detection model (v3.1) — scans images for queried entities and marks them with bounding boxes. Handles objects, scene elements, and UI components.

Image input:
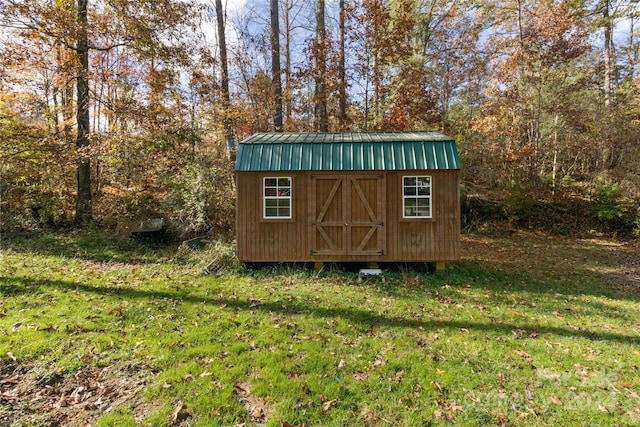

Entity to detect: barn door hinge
[379,221,384,227]
[310,250,316,255]
[377,250,384,255]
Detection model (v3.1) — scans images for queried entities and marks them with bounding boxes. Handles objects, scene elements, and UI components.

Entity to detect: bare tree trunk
[337,0,347,129]
[76,0,92,224]
[283,0,292,129]
[314,0,328,132]
[626,14,638,79]
[364,55,370,130]
[604,0,614,107]
[271,0,283,131]
[215,0,235,157]
[552,111,559,195]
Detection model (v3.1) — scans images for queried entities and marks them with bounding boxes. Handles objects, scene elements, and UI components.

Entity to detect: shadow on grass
[2,275,638,346]
[0,229,176,263]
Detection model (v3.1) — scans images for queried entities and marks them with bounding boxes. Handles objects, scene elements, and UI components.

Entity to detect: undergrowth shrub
[591,177,637,233]
[163,163,210,236]
[503,180,537,226]
[162,157,235,239]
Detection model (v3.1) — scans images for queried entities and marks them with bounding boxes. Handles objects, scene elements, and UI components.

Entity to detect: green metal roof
[234,131,460,171]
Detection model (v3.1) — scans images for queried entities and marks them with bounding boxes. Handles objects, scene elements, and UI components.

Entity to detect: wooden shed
[234,131,461,268]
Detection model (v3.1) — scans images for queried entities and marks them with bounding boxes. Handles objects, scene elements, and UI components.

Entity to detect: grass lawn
[1,229,639,426]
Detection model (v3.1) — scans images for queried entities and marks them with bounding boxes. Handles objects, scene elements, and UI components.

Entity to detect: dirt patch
[0,360,157,426]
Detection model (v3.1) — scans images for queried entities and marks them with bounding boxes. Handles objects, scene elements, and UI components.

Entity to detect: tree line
[1,0,639,235]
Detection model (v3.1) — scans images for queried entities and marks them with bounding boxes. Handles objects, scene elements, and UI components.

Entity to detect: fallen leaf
[170,400,192,425]
[6,352,16,362]
[246,395,270,421]
[369,358,385,370]
[199,372,213,378]
[11,322,22,333]
[434,398,463,421]
[183,374,194,382]
[549,396,562,405]
[353,372,368,381]
[322,399,337,412]
[389,371,404,383]
[233,381,250,398]
[233,381,272,422]
[57,393,68,408]
[338,359,346,369]
[515,350,531,358]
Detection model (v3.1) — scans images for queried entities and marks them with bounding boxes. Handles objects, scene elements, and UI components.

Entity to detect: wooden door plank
[316,225,337,251]
[316,178,342,223]
[356,225,378,252]
[350,177,376,222]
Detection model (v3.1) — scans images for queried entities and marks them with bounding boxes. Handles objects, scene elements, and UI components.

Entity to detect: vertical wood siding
[236,169,460,262]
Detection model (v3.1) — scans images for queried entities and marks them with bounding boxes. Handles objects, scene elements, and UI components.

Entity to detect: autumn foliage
[1,0,639,235]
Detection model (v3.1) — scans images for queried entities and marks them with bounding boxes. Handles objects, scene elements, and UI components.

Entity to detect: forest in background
[1,0,639,238]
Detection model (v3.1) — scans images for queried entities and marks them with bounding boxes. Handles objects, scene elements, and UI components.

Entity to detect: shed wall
[236,171,309,262]
[384,170,460,261]
[235,169,460,262]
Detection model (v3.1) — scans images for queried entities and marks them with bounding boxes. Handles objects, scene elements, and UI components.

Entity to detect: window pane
[416,207,430,217]
[265,178,277,186]
[278,177,291,187]
[416,177,430,186]
[265,199,277,207]
[417,198,430,208]
[404,177,416,186]
[265,188,277,196]
[404,186,417,196]
[278,188,290,196]
[265,207,278,217]
[278,199,290,208]
[417,186,430,196]
[279,207,290,217]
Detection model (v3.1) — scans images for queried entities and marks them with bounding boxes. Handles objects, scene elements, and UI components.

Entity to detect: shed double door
[310,174,385,257]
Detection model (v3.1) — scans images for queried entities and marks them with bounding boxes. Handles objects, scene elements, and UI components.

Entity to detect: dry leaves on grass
[170,400,192,425]
[389,370,404,383]
[434,398,463,422]
[233,381,272,423]
[0,361,154,426]
[320,396,337,413]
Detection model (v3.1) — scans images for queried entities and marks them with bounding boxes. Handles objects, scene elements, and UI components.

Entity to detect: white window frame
[402,175,432,219]
[263,177,292,219]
